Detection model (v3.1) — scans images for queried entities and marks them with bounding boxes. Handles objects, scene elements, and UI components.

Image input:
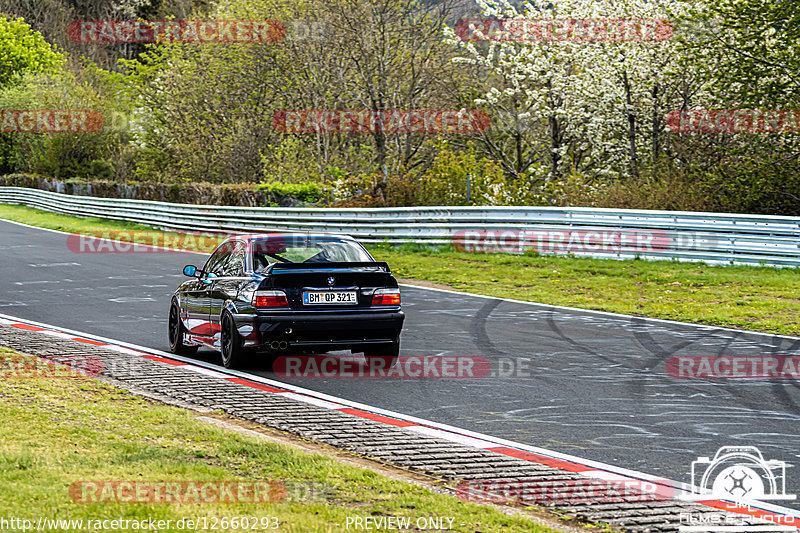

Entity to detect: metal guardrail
[1,186,798,267]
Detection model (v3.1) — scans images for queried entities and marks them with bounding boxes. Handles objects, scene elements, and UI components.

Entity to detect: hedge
[0,174,324,207]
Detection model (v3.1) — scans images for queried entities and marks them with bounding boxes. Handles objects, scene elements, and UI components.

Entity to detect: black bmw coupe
[169,233,404,368]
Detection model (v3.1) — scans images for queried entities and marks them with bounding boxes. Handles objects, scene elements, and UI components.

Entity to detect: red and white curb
[1,312,798,528]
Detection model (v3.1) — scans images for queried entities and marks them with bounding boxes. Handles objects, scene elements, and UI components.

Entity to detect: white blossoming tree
[446,0,711,182]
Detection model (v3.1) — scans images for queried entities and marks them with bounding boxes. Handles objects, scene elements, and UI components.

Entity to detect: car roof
[229,232,358,243]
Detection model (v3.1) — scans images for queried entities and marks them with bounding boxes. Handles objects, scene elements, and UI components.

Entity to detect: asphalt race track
[2,218,799,505]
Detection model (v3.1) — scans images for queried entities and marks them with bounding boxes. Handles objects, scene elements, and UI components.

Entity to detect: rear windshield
[252,237,374,270]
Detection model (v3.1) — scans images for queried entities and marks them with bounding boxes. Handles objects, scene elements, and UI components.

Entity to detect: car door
[207,241,247,342]
[180,274,211,340]
[184,241,232,344]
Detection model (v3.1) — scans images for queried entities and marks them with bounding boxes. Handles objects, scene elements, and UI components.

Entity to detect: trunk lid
[258,262,397,309]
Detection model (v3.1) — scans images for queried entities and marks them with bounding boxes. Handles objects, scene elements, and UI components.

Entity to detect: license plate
[303,291,358,305]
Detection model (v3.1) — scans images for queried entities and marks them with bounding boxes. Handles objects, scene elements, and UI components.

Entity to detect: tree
[570,0,706,178]
[0,14,63,87]
[0,15,64,173]
[121,0,468,184]
[448,0,707,182]
[446,0,584,182]
[676,0,800,214]
[0,0,207,70]
[322,0,464,176]
[692,0,800,108]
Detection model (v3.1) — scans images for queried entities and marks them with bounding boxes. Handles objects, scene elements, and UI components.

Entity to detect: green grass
[0,204,225,253]
[374,243,799,336]
[0,348,566,532]
[1,202,797,336]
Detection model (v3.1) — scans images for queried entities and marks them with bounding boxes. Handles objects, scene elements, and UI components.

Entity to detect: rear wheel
[220,311,244,369]
[168,300,197,356]
[364,339,399,369]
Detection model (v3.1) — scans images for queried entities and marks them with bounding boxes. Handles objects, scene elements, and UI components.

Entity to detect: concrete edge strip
[1,311,797,527]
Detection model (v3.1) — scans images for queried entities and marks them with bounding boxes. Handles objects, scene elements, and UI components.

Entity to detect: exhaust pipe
[268,340,289,351]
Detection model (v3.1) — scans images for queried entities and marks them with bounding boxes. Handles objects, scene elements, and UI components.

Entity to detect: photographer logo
[690,446,795,502]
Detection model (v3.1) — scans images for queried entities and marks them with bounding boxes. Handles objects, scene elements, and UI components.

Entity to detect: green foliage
[2,174,322,206]
[0,15,63,88]
[410,145,519,206]
[119,11,291,184]
[87,159,114,181]
[695,158,800,216]
[256,181,323,203]
[695,0,800,107]
[129,145,176,183]
[259,136,321,183]
[2,0,800,213]
[0,68,128,180]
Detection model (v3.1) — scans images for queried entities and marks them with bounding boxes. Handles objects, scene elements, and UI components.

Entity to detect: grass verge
[0,202,797,336]
[378,243,799,336]
[0,348,568,532]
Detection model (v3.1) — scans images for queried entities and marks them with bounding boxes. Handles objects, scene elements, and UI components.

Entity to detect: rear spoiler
[267,261,391,273]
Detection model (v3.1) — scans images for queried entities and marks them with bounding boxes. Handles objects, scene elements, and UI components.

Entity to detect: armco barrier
[0,186,798,267]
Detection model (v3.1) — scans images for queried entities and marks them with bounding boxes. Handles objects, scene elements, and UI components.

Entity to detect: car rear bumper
[233,309,404,349]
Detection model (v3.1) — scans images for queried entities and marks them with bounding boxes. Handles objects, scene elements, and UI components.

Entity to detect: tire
[364,339,400,369]
[168,300,198,356]
[220,311,244,369]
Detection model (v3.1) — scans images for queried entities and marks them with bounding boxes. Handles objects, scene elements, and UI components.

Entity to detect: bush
[88,160,114,181]
[257,181,324,203]
[413,147,511,205]
[537,171,708,211]
[0,174,322,207]
[328,146,544,207]
[695,162,800,216]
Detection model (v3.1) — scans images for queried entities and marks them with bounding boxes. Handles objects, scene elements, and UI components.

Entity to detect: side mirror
[183,265,198,277]
[201,272,218,285]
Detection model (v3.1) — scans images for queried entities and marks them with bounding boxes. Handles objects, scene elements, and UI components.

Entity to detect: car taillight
[372,289,401,306]
[253,290,289,308]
